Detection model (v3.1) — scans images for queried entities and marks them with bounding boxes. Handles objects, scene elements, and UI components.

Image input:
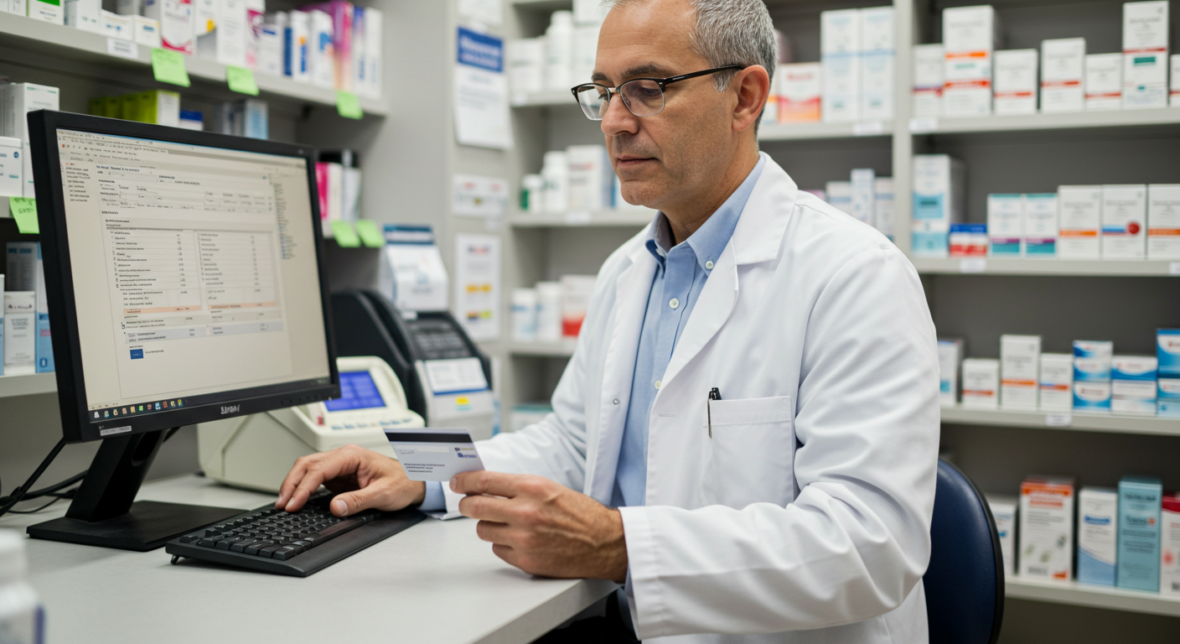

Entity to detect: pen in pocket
[707,387,721,437]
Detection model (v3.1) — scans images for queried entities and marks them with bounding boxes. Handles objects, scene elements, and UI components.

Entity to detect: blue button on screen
[130,349,144,359]
[325,372,387,412]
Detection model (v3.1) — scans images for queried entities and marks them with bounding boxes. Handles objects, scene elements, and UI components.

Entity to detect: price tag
[226,66,259,96]
[151,48,191,87]
[107,38,139,60]
[354,219,385,248]
[909,117,939,134]
[9,197,39,235]
[1170,261,1180,275]
[1045,414,1072,427]
[959,258,987,273]
[564,210,592,225]
[330,221,360,247]
[852,120,885,136]
[336,91,363,119]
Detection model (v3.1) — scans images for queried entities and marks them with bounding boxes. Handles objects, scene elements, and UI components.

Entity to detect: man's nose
[601,92,640,137]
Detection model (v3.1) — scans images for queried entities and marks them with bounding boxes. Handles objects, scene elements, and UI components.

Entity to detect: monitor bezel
[28,110,340,443]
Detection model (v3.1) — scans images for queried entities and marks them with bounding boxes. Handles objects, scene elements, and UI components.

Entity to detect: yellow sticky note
[9,197,39,235]
[226,66,259,96]
[354,219,384,248]
[330,220,360,247]
[151,48,191,87]
[336,91,363,119]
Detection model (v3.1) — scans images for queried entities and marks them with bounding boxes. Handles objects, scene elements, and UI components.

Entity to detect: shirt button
[654,380,662,390]
[705,260,714,270]
[613,398,620,405]
[669,298,680,309]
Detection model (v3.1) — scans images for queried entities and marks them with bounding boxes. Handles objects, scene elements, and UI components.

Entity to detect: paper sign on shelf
[454,233,501,341]
[151,48,191,87]
[354,220,385,248]
[379,225,449,312]
[453,27,512,150]
[452,174,509,218]
[107,38,139,60]
[227,66,259,95]
[9,198,38,235]
[330,220,360,247]
[337,91,363,119]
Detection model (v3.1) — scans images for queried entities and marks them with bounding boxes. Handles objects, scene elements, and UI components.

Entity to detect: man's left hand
[452,471,628,582]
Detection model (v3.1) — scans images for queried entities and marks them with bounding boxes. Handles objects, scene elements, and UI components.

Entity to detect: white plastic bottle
[541,150,569,214]
[545,10,574,91]
[0,531,43,644]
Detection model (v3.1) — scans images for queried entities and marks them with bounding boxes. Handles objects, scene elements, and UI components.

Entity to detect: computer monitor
[24,111,339,550]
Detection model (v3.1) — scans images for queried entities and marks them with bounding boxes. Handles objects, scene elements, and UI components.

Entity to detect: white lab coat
[444,154,940,642]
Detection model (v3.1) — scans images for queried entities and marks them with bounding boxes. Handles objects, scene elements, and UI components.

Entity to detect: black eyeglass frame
[570,65,747,119]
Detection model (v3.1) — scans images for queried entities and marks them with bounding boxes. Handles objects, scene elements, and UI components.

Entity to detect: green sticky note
[151,48,191,87]
[9,197,39,235]
[336,91,363,119]
[331,220,360,247]
[354,219,384,248]
[226,66,259,96]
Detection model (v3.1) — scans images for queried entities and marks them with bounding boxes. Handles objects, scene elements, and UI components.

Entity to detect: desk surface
[0,475,617,644]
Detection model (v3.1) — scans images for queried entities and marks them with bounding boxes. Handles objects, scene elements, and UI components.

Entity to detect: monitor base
[27,501,241,551]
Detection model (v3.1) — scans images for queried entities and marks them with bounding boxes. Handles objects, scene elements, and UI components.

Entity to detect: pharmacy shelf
[511,90,576,108]
[0,14,388,117]
[1006,577,1180,618]
[911,257,1180,277]
[939,405,1180,437]
[0,367,56,399]
[760,120,893,141]
[509,209,655,227]
[510,341,577,357]
[909,108,1180,136]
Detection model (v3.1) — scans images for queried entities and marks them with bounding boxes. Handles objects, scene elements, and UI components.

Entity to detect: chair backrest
[923,459,1004,644]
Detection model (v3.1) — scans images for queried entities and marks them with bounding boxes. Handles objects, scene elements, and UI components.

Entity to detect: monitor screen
[55,128,332,426]
[324,371,387,412]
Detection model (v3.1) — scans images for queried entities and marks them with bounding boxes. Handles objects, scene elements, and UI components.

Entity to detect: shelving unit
[509,341,577,357]
[910,107,1180,135]
[0,369,56,399]
[940,406,1180,437]
[911,257,1180,277]
[508,209,654,227]
[1005,577,1180,618]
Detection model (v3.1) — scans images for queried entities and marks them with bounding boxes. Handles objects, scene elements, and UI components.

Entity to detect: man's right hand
[275,444,426,517]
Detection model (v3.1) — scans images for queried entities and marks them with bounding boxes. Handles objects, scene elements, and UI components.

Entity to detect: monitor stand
[26,429,242,551]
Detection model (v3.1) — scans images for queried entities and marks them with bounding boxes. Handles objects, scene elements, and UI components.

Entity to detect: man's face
[594,0,736,211]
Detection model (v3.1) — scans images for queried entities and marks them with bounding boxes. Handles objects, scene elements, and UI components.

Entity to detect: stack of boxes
[1123,0,1170,109]
[816,7,896,124]
[910,154,966,257]
[817,170,895,240]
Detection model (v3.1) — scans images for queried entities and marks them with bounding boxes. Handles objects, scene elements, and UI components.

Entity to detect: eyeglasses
[571,65,746,120]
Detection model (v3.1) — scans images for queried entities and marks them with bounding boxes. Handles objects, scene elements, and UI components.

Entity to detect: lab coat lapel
[588,245,657,504]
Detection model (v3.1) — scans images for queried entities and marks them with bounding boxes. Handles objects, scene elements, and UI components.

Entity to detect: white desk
[0,475,618,644]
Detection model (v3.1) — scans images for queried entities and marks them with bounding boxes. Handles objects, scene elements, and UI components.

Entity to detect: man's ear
[732,65,771,133]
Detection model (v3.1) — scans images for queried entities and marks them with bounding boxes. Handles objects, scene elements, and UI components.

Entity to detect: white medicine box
[1041,38,1085,113]
[0,136,22,198]
[1001,335,1041,411]
[1148,184,1180,260]
[993,49,1038,115]
[1102,185,1147,259]
[962,358,1000,409]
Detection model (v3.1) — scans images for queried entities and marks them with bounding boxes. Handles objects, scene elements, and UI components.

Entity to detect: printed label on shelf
[1170,262,1180,276]
[960,258,988,273]
[1045,413,1072,427]
[853,121,885,136]
[107,38,139,60]
[909,117,939,133]
[565,211,592,225]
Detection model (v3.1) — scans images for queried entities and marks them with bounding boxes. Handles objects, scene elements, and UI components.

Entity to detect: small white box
[21,142,33,198]
[1078,487,1119,586]
[1112,355,1158,416]
[1058,185,1103,259]
[987,495,1018,576]
[65,0,103,33]
[993,49,1038,115]
[850,168,875,226]
[285,11,311,83]
[3,291,35,369]
[821,9,862,123]
[0,136,22,198]
[825,181,853,217]
[27,0,64,24]
[913,44,945,118]
[1002,335,1041,410]
[962,358,1000,409]
[778,63,822,123]
[1039,353,1074,412]
[987,194,1023,257]
[306,10,335,88]
[102,10,134,40]
[363,7,382,98]
[1172,54,1180,106]
[1020,475,1076,582]
[1074,340,1113,413]
[1041,38,1085,113]
[258,22,284,76]
[860,7,895,121]
[938,338,964,406]
[1163,493,1180,595]
[873,177,895,240]
[1102,184,1147,259]
[0,83,59,144]
[1023,193,1058,257]
[912,155,966,257]
[143,0,193,55]
[1148,184,1180,260]
[566,145,612,212]
[1086,53,1123,110]
[942,5,1000,118]
[943,5,1000,54]
[134,16,161,48]
[1123,1,1169,108]
[507,38,546,95]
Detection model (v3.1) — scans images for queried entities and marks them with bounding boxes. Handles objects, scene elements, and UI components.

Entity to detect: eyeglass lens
[576,80,666,120]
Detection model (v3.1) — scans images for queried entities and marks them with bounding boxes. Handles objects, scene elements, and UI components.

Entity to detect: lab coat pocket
[702,395,796,509]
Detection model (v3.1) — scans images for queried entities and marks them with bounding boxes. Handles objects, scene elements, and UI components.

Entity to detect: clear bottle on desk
[0,530,43,644]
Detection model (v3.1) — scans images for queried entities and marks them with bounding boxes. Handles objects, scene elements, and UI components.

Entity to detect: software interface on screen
[57,129,332,423]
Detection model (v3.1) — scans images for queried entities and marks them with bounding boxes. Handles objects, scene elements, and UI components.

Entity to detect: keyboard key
[271,546,301,561]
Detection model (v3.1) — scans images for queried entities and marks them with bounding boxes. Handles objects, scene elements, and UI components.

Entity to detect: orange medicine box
[1020,476,1076,582]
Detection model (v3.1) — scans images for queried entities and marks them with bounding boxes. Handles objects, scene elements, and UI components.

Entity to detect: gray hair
[607,0,777,126]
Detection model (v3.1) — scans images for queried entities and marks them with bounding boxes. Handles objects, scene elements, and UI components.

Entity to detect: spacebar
[307,517,366,546]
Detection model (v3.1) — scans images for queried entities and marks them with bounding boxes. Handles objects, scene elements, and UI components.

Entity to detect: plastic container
[0,530,44,644]
[535,281,563,343]
[512,288,538,342]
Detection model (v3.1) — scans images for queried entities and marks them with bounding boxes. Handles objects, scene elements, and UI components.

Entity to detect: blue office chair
[923,458,1005,644]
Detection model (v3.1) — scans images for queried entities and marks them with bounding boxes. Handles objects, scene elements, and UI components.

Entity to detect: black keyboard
[165,492,425,577]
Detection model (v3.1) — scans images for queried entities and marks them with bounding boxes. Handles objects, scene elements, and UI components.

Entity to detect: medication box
[1112,355,1157,416]
[937,338,964,406]
[987,194,1023,257]
[1039,353,1074,412]
[1123,1,1169,108]
[826,181,853,217]
[1020,475,1075,582]
[949,223,988,256]
[873,177,894,240]
[0,136,21,198]
[1058,185,1102,259]
[850,168,875,226]
[3,291,35,369]
[1102,185,1147,259]
[1078,487,1118,586]
[1085,53,1122,110]
[1041,38,1085,113]
[993,49,1037,115]
[912,155,966,257]
[1118,476,1162,591]
[913,44,944,118]
[1173,54,1180,106]
[566,145,612,212]
[1147,184,1180,260]
[1163,492,1180,595]
[143,0,193,55]
[6,242,53,373]
[1157,329,1180,417]
[1023,193,1058,257]
[820,9,862,123]
[962,358,1000,409]
[943,5,1000,117]
[778,63,822,123]
[1001,334,1040,410]
[860,6,895,121]
[1074,340,1113,413]
[987,495,1018,576]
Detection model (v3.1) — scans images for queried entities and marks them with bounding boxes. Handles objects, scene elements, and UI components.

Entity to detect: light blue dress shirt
[419,156,766,515]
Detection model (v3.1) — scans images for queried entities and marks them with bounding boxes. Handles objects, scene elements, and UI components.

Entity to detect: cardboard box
[1162,492,1180,595]
[988,193,1023,257]
[943,5,1000,117]
[0,83,60,142]
[825,181,853,217]
[0,136,22,198]
[987,495,1018,576]
[850,168,875,226]
[1039,353,1074,412]
[65,0,103,33]
[567,145,612,212]
[27,0,64,23]
[962,358,1000,409]
[143,0,193,55]
[134,16,162,48]
[1159,329,1180,417]
[1123,1,1169,108]
[1102,184,1147,259]
[937,338,964,406]
[1118,476,1162,591]
[1001,334,1041,410]
[993,49,1038,115]
[1085,53,1123,110]
[874,177,894,240]
[778,63,822,123]
[821,9,861,122]
[1023,193,1058,257]
[1020,476,1075,581]
[949,223,988,257]
[1041,38,1085,113]
[912,155,966,257]
[1078,487,1118,586]
[1112,355,1158,416]
[1074,340,1113,413]
[1058,185,1102,259]
[1148,184,1180,260]
[913,44,944,118]
[860,6,894,120]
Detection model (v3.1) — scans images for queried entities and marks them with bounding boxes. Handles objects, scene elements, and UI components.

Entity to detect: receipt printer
[330,291,495,441]
[197,356,425,493]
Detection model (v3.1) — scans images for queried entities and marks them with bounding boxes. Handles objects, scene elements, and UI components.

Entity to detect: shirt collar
[645,154,767,272]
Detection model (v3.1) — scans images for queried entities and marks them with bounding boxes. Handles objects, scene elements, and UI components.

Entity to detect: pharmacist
[277,0,940,641]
